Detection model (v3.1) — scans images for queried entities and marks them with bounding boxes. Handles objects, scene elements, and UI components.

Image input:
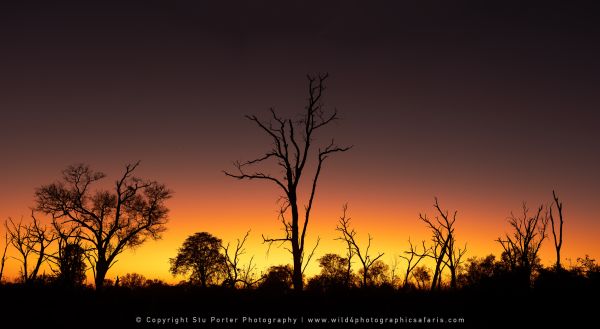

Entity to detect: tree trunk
[95,260,109,291]
[449,267,456,289]
[290,201,303,292]
[431,239,449,291]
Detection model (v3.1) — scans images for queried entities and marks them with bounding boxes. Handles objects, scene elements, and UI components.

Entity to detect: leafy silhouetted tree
[55,242,87,287]
[307,253,354,291]
[572,255,600,279]
[6,213,56,283]
[336,204,384,288]
[497,202,548,287]
[457,255,498,288]
[144,278,167,288]
[412,265,431,290]
[419,198,467,290]
[359,259,389,287]
[35,162,171,290]
[225,74,351,291]
[120,273,147,288]
[48,224,87,287]
[259,264,294,292]
[170,232,226,288]
[550,190,564,271]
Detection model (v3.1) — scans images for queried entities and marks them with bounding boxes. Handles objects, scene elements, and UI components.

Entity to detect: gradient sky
[1,0,599,283]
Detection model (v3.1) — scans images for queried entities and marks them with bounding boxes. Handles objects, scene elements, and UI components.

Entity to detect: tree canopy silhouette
[120,272,147,289]
[170,232,226,288]
[224,74,351,291]
[259,264,294,292]
[34,162,171,290]
[307,253,353,291]
[54,241,86,287]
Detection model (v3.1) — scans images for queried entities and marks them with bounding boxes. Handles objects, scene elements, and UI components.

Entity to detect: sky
[1,0,599,283]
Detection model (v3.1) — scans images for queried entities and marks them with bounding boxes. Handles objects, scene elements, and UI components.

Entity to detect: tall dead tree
[35,162,171,290]
[497,202,548,286]
[0,222,9,282]
[225,74,351,291]
[419,198,466,290]
[336,204,384,287]
[549,190,564,271]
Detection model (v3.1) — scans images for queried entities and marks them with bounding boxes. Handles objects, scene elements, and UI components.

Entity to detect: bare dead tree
[399,238,430,288]
[224,74,351,291]
[221,230,256,288]
[497,202,548,286]
[419,197,466,290]
[6,218,30,282]
[442,230,467,288]
[336,204,384,287]
[238,257,264,289]
[6,213,56,283]
[0,221,9,282]
[35,162,171,290]
[28,212,57,281]
[339,212,356,288]
[549,190,564,271]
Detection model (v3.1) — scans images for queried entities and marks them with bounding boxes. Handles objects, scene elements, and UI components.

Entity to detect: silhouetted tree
[573,255,600,278]
[55,242,87,286]
[259,264,294,292]
[336,204,384,288]
[359,259,389,287]
[307,253,354,291]
[120,273,147,288]
[419,198,467,290]
[48,223,87,287]
[0,222,8,282]
[34,162,171,290]
[221,230,257,288]
[144,278,167,288]
[412,265,431,289]
[497,202,548,287]
[170,232,226,288]
[457,255,498,288]
[399,238,430,288]
[225,74,351,291]
[550,190,564,271]
[6,213,56,283]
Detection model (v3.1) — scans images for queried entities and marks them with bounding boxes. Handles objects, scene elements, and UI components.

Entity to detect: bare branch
[225,74,350,291]
[336,204,384,287]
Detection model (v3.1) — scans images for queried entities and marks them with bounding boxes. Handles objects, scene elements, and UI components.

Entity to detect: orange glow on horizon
[1,172,598,285]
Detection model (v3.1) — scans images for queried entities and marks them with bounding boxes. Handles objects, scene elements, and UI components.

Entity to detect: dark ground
[1,282,595,329]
